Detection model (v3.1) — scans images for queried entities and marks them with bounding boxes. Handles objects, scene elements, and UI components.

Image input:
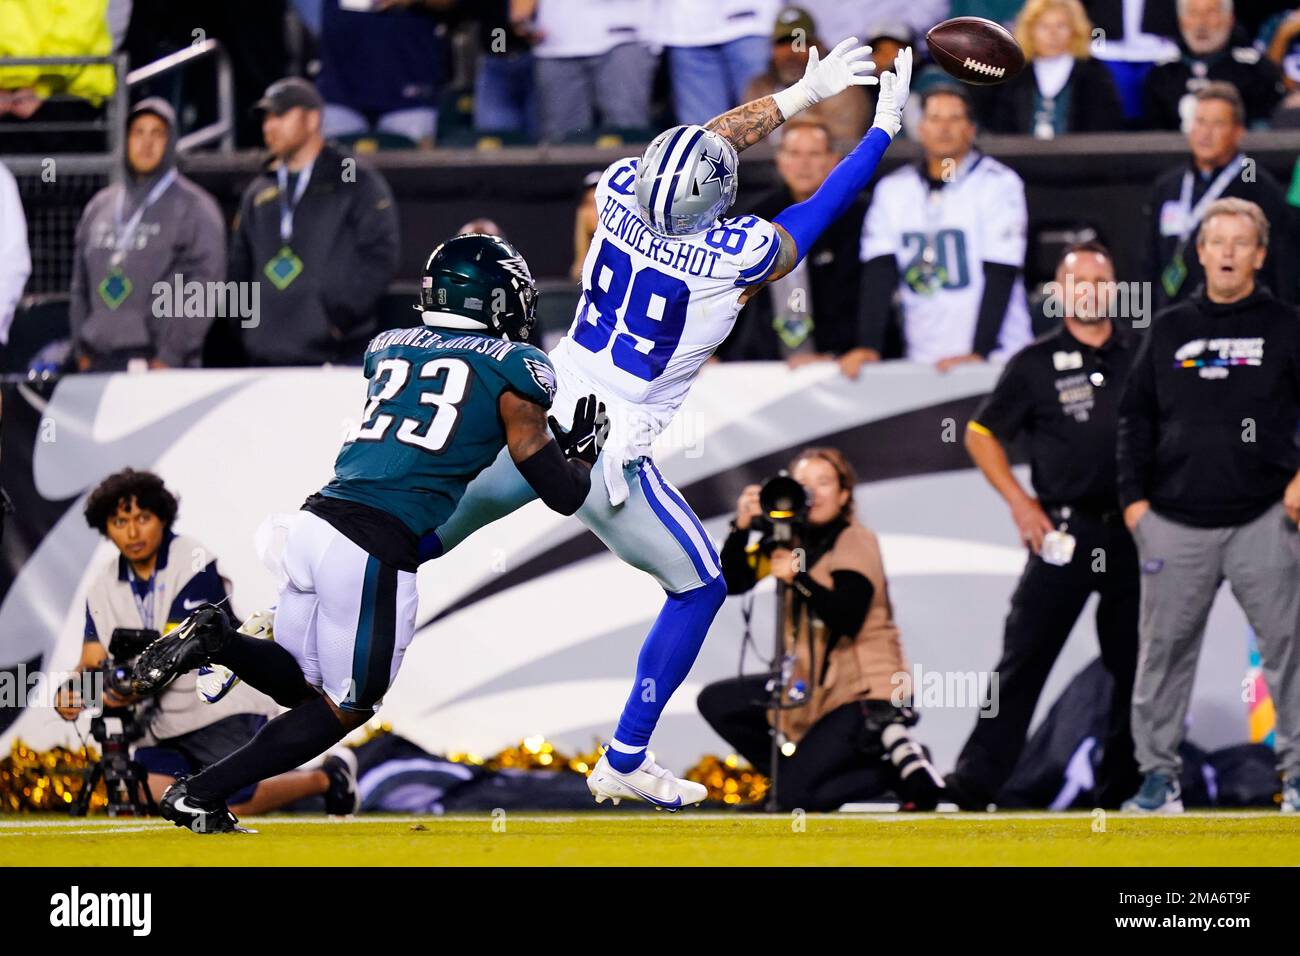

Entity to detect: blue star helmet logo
[701,149,733,189]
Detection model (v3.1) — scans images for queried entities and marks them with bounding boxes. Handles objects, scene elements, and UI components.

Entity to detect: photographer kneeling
[55,469,356,815]
[698,448,944,811]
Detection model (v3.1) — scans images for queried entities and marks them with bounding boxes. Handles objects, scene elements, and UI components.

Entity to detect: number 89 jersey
[551,156,782,451]
[321,327,557,538]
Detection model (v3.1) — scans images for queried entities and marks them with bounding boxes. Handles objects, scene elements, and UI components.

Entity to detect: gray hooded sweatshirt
[69,98,227,368]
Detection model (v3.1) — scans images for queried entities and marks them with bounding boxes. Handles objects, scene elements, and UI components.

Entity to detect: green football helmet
[419,233,538,342]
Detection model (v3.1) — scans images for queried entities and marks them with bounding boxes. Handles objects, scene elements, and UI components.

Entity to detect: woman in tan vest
[698,446,945,810]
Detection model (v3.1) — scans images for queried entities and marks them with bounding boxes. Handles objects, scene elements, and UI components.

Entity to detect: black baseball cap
[773,6,817,44]
[252,77,324,116]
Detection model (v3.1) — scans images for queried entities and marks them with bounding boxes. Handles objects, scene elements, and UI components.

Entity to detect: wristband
[772,82,815,120]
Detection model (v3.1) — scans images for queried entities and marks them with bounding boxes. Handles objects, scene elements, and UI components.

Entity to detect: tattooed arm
[706,38,877,154]
[705,96,787,154]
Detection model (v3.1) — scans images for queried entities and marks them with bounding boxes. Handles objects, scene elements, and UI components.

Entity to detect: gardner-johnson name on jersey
[367,326,522,363]
[598,195,723,279]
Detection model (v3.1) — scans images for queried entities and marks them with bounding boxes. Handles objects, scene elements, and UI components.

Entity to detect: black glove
[549,394,609,467]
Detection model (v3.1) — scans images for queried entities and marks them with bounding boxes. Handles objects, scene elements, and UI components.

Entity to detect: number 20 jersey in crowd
[307,326,557,570]
[550,156,783,478]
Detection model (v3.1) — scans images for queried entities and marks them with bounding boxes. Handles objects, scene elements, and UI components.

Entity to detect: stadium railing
[1,42,235,297]
[122,39,235,155]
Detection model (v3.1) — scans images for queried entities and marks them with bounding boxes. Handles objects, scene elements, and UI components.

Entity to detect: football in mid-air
[925,16,1025,86]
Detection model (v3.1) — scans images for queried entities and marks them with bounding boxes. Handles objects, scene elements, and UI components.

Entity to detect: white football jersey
[860,151,1032,364]
[551,156,781,467]
[533,0,649,59]
[652,0,776,47]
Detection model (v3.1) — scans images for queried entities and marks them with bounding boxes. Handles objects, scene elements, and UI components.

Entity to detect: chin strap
[418,309,499,335]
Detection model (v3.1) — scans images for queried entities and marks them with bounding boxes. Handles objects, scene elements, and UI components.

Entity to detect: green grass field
[2,811,1297,866]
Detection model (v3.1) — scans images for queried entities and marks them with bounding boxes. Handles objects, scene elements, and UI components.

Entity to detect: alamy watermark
[0,666,103,710]
[1043,273,1153,329]
[891,663,1000,718]
[151,274,260,328]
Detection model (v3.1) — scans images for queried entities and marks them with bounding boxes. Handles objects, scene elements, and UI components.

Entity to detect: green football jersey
[320,326,556,536]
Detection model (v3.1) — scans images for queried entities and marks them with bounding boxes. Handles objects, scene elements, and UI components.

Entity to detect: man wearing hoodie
[1117,197,1300,814]
[229,77,399,367]
[68,98,227,371]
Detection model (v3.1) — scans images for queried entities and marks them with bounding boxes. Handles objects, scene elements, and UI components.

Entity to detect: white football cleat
[238,608,276,640]
[196,663,239,704]
[196,608,275,704]
[587,753,707,811]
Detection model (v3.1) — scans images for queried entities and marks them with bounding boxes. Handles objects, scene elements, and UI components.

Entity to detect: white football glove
[772,36,877,120]
[871,46,913,139]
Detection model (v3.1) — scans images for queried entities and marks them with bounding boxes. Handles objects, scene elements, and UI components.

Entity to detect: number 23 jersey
[550,156,782,455]
[321,326,557,541]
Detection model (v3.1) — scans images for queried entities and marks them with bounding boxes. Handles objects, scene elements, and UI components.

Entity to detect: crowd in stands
[0,0,1298,370]
[3,0,1298,149]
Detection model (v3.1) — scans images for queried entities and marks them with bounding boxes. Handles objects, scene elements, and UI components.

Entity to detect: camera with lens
[749,472,809,552]
[71,627,161,817]
[96,627,159,699]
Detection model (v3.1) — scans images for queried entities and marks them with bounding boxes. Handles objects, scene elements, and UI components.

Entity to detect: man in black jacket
[948,242,1141,810]
[1142,0,1285,130]
[1117,197,1300,814]
[230,77,400,366]
[1146,82,1294,313]
[719,120,866,371]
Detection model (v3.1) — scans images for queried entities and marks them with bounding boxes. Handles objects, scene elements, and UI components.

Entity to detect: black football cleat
[159,780,253,834]
[322,750,360,816]
[132,604,231,694]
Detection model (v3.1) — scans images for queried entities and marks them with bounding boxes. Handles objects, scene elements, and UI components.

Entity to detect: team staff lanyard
[265,162,313,290]
[97,168,178,310]
[1161,153,1244,297]
[128,569,157,632]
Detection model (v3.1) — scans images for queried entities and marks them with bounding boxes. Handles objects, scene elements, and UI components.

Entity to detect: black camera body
[98,627,160,698]
[750,473,809,552]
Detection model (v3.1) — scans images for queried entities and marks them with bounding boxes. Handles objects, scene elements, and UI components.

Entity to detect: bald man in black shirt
[945,242,1142,810]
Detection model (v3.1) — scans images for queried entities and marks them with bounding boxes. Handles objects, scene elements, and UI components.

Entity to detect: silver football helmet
[634,125,739,237]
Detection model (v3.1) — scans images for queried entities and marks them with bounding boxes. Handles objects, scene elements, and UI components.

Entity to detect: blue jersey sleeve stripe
[734,235,781,286]
[739,237,780,278]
